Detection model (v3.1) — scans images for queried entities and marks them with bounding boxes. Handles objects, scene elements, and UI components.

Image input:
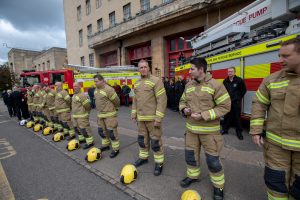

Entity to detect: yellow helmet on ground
[181,190,201,200]
[33,124,43,132]
[67,139,80,151]
[26,121,34,128]
[85,147,102,162]
[120,164,137,184]
[43,127,53,136]
[53,132,64,142]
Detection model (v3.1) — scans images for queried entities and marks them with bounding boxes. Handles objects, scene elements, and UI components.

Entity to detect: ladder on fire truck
[191,0,300,58]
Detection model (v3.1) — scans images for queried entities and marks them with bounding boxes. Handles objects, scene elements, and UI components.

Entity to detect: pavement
[0,100,267,200]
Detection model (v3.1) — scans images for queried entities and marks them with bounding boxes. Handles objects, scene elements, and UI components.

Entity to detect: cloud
[0,0,66,64]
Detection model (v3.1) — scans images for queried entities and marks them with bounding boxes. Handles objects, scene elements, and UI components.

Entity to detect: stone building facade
[63,0,254,77]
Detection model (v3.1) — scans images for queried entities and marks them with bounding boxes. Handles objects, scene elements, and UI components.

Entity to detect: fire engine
[175,0,300,119]
[20,65,140,103]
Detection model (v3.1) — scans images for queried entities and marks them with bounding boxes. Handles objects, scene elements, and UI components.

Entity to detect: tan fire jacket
[179,74,231,135]
[46,89,56,112]
[131,74,167,122]
[55,90,71,114]
[250,69,300,151]
[40,90,47,110]
[27,90,34,108]
[72,91,91,119]
[33,90,43,111]
[94,84,120,118]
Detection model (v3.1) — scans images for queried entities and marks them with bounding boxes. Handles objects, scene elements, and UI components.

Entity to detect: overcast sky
[0,0,66,64]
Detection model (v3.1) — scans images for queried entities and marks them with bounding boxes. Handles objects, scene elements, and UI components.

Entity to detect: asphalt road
[0,113,134,200]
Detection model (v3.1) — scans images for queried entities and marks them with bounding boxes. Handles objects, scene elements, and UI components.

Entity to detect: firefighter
[222,66,247,140]
[54,82,75,140]
[179,57,231,200]
[32,83,42,124]
[71,82,94,149]
[131,59,167,176]
[94,74,121,158]
[250,38,300,199]
[26,88,35,121]
[44,84,56,129]
[38,84,48,126]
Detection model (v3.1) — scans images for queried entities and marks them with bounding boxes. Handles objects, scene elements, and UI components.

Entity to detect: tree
[0,62,15,91]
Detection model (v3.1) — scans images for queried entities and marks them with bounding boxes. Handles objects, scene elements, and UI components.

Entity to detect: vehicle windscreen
[21,75,40,87]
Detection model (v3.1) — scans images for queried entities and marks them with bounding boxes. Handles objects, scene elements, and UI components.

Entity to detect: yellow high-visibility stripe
[137,115,155,121]
[139,150,149,159]
[181,93,186,101]
[98,111,117,118]
[186,87,195,93]
[266,131,300,149]
[156,111,164,118]
[56,108,70,113]
[131,109,137,114]
[110,93,117,101]
[155,88,165,97]
[82,99,90,105]
[267,192,288,200]
[48,106,56,110]
[102,138,110,146]
[112,141,120,150]
[209,109,216,120]
[86,136,94,145]
[256,90,270,105]
[215,93,230,105]
[48,93,55,96]
[201,86,215,95]
[64,95,70,100]
[210,174,225,186]
[99,90,108,97]
[145,80,155,88]
[267,80,289,89]
[186,123,220,132]
[250,118,265,126]
[57,93,62,98]
[187,168,201,177]
[154,154,164,163]
[72,113,89,118]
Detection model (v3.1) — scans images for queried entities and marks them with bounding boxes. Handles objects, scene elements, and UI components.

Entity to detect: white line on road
[0,120,10,124]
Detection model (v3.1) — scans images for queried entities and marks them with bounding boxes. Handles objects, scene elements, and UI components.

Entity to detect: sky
[0,0,66,64]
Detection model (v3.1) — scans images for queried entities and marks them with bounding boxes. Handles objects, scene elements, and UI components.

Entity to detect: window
[109,11,116,27]
[77,6,81,21]
[80,56,85,66]
[96,0,102,8]
[178,38,184,50]
[170,39,176,51]
[89,53,94,66]
[140,0,150,11]
[87,24,92,36]
[79,29,83,46]
[163,0,172,3]
[123,3,131,20]
[186,35,193,48]
[97,18,103,31]
[86,0,91,15]
[50,73,65,84]
[47,60,50,69]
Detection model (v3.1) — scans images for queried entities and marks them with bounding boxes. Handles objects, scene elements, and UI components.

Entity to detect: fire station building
[63,0,254,77]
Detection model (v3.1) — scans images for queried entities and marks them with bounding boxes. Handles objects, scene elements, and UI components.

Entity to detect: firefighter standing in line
[250,38,300,199]
[94,74,121,158]
[222,66,247,140]
[26,88,35,121]
[179,57,231,200]
[38,84,48,127]
[54,82,75,140]
[71,82,94,149]
[32,83,42,124]
[131,59,167,176]
[44,84,56,129]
